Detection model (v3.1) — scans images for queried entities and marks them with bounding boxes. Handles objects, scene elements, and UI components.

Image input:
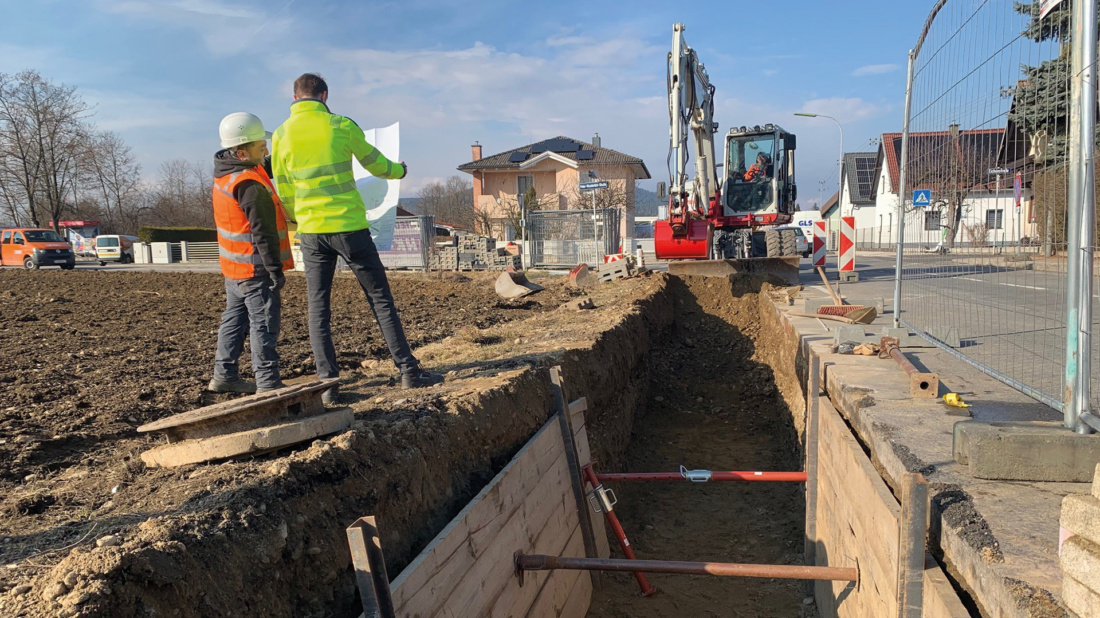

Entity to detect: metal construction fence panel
[527,208,620,268]
[379,215,434,270]
[894,0,1088,417]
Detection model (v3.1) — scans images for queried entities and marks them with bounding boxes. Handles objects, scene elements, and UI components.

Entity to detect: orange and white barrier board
[839,216,855,272]
[813,221,826,267]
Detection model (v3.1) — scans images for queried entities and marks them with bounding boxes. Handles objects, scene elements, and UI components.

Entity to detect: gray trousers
[299,228,418,379]
[213,276,282,389]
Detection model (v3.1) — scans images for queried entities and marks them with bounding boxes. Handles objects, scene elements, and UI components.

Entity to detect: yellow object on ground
[943,393,971,408]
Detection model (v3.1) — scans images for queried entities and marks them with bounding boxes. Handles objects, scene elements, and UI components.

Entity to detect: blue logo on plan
[912,189,932,207]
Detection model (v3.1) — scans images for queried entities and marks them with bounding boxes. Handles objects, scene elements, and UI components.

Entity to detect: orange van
[0,228,76,270]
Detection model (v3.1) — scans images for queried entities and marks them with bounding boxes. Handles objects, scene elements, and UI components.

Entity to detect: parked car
[1,228,76,270]
[94,234,135,265]
[776,226,811,257]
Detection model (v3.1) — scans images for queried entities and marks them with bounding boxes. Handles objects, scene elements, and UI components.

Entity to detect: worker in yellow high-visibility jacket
[272,73,441,403]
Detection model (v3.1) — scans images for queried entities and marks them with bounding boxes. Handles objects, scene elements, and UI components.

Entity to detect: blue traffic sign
[579,181,608,191]
[912,189,932,207]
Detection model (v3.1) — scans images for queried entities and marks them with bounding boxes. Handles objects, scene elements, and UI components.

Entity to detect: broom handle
[817,267,843,305]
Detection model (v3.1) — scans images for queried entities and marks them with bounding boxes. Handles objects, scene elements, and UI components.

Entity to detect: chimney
[471,141,482,161]
[592,133,601,148]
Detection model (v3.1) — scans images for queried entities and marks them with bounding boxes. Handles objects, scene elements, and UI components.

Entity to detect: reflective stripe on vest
[212,165,295,279]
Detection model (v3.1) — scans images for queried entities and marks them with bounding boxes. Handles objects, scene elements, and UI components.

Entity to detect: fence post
[180,241,189,263]
[893,49,916,329]
[1065,0,1097,434]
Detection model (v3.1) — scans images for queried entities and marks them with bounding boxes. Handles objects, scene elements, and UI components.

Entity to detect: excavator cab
[722,125,796,222]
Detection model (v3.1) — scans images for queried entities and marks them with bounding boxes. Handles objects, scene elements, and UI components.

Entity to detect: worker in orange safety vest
[208,112,294,394]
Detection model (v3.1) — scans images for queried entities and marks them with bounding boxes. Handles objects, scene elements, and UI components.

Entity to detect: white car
[776,226,810,257]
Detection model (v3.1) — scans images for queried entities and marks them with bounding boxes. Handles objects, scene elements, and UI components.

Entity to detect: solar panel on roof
[547,139,580,152]
[530,142,549,153]
[508,152,529,163]
[576,150,594,160]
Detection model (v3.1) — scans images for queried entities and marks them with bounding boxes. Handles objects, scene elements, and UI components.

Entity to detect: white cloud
[796,97,889,123]
[851,63,898,77]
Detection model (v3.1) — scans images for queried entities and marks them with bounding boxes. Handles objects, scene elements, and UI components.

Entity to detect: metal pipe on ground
[597,470,806,482]
[879,336,939,398]
[514,554,859,583]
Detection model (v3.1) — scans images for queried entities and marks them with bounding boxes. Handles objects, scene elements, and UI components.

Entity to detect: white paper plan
[352,121,401,251]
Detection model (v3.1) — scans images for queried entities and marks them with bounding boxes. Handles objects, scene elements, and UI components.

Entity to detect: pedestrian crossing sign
[912,189,932,207]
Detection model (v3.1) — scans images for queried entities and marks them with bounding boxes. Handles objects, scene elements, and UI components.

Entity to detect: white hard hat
[218,112,272,148]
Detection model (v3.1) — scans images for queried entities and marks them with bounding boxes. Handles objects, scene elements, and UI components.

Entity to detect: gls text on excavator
[655,23,802,279]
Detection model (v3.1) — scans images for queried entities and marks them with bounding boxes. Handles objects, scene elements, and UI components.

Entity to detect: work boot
[257,381,286,394]
[207,378,256,394]
[322,384,339,406]
[402,367,444,389]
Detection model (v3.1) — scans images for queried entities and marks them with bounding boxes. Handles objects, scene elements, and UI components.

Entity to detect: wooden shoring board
[566,397,610,560]
[812,395,968,618]
[390,410,598,618]
[814,395,900,617]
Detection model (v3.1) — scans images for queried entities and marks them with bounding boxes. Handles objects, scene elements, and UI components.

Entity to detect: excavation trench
[586,275,808,617]
[2,273,808,618]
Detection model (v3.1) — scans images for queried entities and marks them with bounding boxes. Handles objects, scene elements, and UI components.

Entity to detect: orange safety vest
[744,163,765,182]
[212,166,294,280]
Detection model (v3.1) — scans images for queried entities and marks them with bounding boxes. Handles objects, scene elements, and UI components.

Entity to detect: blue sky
[1,0,935,208]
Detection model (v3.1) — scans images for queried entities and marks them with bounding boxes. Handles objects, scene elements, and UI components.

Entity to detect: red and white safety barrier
[813,221,826,267]
[839,216,855,272]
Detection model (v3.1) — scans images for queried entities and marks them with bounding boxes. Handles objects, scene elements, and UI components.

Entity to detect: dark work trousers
[298,228,419,379]
[213,275,282,389]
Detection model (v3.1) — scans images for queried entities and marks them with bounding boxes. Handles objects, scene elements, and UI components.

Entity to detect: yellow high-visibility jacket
[271,99,406,234]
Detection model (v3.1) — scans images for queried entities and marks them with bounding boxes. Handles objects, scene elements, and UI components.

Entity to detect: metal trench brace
[879,336,940,398]
[515,461,857,595]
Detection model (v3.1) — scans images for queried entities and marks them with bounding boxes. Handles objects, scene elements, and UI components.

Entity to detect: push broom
[814,267,876,323]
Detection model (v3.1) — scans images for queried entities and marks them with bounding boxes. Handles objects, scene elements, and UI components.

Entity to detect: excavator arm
[658,23,719,259]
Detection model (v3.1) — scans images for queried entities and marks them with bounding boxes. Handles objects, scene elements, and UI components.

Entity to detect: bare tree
[0,70,91,231]
[906,126,1000,248]
[146,159,213,227]
[83,131,142,232]
[418,175,474,228]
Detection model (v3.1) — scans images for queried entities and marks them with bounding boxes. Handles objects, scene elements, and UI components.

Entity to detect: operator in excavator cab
[743,152,771,182]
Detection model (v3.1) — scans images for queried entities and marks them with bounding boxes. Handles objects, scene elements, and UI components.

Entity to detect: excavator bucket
[654,220,711,260]
[495,270,544,299]
[668,257,801,286]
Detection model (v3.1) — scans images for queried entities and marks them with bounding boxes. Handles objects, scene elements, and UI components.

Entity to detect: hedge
[137,227,217,243]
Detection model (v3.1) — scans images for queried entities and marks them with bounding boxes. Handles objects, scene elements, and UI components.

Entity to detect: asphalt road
[805,251,1093,410]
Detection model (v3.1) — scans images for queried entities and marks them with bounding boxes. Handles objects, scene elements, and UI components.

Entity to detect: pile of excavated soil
[0,268,663,617]
[588,275,811,618]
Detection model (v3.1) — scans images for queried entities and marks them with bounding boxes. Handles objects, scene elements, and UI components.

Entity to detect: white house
[861,129,1036,250]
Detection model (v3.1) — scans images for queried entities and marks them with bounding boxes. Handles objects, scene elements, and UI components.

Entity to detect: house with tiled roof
[457,134,650,241]
[863,128,1036,248]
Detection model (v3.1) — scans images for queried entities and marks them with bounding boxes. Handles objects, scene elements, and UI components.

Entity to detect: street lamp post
[794,112,844,218]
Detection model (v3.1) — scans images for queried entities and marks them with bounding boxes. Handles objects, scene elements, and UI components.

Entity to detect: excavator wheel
[781,229,797,256]
[765,230,781,257]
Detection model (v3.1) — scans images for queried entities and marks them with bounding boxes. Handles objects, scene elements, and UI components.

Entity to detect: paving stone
[1062,493,1100,547]
[1062,574,1100,618]
[1061,535,1100,591]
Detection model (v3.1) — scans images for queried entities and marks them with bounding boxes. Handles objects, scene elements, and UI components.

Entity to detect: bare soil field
[0,268,585,616]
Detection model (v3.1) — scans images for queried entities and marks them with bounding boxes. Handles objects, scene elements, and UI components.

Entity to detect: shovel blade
[495,271,544,299]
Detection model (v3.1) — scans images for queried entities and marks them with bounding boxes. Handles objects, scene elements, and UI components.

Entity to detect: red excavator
[655,23,801,277]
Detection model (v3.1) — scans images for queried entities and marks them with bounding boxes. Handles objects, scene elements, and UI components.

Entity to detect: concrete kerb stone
[953,420,1100,482]
[778,303,1073,617]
